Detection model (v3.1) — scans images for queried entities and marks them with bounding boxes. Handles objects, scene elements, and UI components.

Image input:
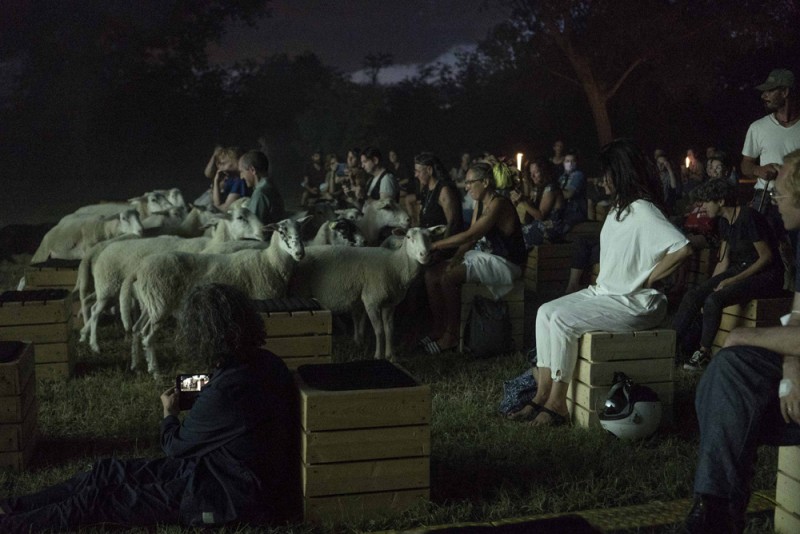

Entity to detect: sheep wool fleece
[536,200,688,382]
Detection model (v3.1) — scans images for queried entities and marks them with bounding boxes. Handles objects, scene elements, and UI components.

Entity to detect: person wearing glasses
[422,161,525,354]
[683,148,800,534]
[672,179,784,372]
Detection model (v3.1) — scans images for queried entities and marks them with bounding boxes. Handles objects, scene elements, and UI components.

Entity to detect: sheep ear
[265,223,280,233]
[297,215,314,227]
[428,225,447,237]
[327,221,337,230]
[128,195,145,203]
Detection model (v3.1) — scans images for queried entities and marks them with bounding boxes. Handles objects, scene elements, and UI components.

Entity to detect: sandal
[507,400,543,421]
[417,335,433,348]
[423,340,457,355]
[531,406,570,427]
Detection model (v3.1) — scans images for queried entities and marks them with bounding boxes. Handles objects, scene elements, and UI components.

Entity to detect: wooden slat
[25,267,79,288]
[0,400,37,452]
[264,335,331,357]
[304,488,429,523]
[777,471,800,517]
[579,330,675,362]
[299,379,430,432]
[261,309,332,336]
[0,431,36,471]
[0,321,71,344]
[36,361,72,382]
[0,375,35,423]
[568,379,674,412]
[303,425,430,464]
[778,446,800,481]
[722,297,792,322]
[33,342,72,364]
[573,357,673,386]
[775,505,800,534]
[303,457,429,497]
[281,356,332,370]
[0,294,73,326]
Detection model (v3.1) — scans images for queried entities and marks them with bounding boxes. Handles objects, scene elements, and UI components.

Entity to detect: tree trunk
[584,86,613,146]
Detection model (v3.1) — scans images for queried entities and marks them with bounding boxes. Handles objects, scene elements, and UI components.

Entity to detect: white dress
[535,200,688,381]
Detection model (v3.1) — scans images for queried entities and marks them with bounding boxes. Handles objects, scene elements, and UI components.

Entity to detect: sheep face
[327,219,366,247]
[270,218,307,261]
[334,208,363,222]
[130,192,172,215]
[367,199,411,230]
[118,210,144,236]
[403,227,437,265]
[166,188,185,208]
[228,207,265,241]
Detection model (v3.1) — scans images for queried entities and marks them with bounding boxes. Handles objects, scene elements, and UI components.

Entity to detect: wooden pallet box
[254,298,332,370]
[0,290,76,381]
[567,330,676,429]
[524,242,576,293]
[0,400,37,452]
[711,296,793,355]
[296,360,431,523]
[686,247,717,288]
[459,280,525,353]
[25,259,80,290]
[0,341,38,471]
[0,342,35,395]
[776,445,800,533]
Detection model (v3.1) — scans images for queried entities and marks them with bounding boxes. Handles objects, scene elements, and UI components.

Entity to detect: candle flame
[685,156,690,168]
[516,153,523,171]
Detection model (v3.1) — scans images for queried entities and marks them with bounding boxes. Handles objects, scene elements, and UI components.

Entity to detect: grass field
[0,255,781,533]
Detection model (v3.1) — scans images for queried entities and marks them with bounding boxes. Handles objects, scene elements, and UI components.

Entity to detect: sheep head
[334,207,363,223]
[227,207,265,241]
[267,216,311,261]
[365,199,411,230]
[326,218,366,247]
[129,192,172,216]
[118,209,144,236]
[401,225,446,265]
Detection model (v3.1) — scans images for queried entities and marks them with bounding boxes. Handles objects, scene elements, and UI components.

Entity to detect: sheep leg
[87,297,114,352]
[130,312,150,371]
[381,306,396,362]
[141,320,161,379]
[364,305,385,360]
[351,306,367,345]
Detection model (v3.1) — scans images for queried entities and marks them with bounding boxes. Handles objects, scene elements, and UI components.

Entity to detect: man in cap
[741,69,800,215]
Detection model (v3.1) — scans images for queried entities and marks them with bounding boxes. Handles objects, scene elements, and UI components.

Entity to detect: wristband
[779,379,794,398]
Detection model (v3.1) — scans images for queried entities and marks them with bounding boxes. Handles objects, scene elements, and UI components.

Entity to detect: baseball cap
[755,69,794,91]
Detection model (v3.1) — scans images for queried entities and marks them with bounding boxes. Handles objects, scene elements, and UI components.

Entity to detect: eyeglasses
[769,189,790,204]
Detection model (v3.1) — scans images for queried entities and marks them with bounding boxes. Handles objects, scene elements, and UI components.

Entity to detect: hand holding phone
[176,373,210,411]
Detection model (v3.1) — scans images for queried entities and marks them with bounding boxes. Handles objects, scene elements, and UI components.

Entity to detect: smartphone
[176,373,210,411]
[335,163,347,177]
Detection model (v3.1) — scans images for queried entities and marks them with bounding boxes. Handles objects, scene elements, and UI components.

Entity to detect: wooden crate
[459,280,525,353]
[0,431,37,472]
[686,247,718,288]
[25,259,80,290]
[776,445,800,533]
[524,242,576,294]
[296,360,430,523]
[0,342,35,396]
[0,400,37,452]
[257,300,332,370]
[711,296,792,355]
[567,329,676,429]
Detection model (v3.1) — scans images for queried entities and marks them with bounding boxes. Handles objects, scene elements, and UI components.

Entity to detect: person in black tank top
[415,152,462,237]
[420,161,525,354]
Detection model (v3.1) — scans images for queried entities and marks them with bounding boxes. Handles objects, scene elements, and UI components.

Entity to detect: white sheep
[306,218,366,247]
[125,216,310,376]
[80,207,265,348]
[72,191,173,219]
[31,210,144,263]
[152,188,186,210]
[292,225,445,361]
[357,198,412,245]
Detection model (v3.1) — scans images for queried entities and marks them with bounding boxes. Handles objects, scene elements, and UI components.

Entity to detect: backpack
[464,295,512,357]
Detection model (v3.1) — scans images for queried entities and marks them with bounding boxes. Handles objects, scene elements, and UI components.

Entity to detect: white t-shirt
[366,171,399,199]
[742,114,800,190]
[595,200,688,297]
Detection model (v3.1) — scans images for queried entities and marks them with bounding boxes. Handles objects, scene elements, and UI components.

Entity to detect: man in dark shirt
[684,149,800,533]
[0,284,297,532]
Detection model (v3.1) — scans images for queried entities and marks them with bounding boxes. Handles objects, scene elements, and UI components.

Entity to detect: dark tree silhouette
[363,52,394,85]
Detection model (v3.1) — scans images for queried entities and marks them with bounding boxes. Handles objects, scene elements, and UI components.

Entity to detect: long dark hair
[414,152,448,181]
[177,284,266,369]
[599,139,665,221]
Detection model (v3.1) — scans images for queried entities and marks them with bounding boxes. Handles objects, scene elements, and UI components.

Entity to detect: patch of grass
[0,312,781,533]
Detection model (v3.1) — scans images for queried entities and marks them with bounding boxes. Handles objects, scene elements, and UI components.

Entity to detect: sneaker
[684,349,711,372]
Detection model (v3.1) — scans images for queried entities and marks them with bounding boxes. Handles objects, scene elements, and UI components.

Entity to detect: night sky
[207,0,508,83]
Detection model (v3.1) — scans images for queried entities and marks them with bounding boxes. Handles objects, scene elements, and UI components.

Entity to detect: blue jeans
[694,346,800,511]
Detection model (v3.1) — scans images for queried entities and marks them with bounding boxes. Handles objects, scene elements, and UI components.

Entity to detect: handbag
[464,295,512,357]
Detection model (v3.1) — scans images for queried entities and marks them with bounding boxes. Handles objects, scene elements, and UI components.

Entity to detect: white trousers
[535,288,667,382]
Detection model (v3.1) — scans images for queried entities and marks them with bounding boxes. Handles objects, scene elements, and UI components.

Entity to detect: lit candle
[685,156,690,169]
[516,153,523,171]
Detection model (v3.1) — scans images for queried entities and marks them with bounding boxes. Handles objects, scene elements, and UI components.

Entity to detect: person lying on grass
[509,139,692,427]
[0,283,297,532]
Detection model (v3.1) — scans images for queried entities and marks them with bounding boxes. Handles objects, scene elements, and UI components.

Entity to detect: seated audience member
[512,158,566,248]
[422,162,526,354]
[210,147,248,213]
[508,139,691,426]
[550,139,566,169]
[682,148,706,195]
[673,179,784,371]
[564,235,601,294]
[415,152,462,239]
[654,149,678,211]
[389,149,413,196]
[299,149,326,207]
[706,151,737,185]
[450,151,472,188]
[321,153,341,202]
[339,148,368,207]
[558,149,588,226]
[0,284,297,531]
[194,146,242,210]
[360,147,399,203]
[683,149,800,534]
[239,150,285,225]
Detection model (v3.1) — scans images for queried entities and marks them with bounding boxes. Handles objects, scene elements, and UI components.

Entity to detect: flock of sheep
[29,190,441,377]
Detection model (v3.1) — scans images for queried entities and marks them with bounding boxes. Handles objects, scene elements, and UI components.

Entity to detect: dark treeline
[1,0,798,223]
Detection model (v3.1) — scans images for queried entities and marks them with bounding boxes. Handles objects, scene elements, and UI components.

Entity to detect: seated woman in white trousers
[511,139,692,427]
